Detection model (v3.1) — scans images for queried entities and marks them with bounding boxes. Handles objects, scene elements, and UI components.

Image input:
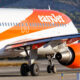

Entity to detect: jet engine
[56,43,80,68]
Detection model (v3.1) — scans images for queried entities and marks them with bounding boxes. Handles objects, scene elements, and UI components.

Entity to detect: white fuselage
[0,21,78,57]
[0,8,78,57]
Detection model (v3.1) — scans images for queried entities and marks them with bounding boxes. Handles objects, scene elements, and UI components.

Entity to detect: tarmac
[0,60,79,80]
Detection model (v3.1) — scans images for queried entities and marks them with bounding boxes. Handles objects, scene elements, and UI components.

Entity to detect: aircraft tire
[20,63,29,76]
[47,65,52,73]
[51,65,57,73]
[30,63,39,76]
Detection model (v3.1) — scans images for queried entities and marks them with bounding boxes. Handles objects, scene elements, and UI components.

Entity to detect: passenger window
[2,23,4,26]
[0,23,1,26]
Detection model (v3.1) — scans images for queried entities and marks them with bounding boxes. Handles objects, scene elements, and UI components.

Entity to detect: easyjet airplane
[0,8,80,76]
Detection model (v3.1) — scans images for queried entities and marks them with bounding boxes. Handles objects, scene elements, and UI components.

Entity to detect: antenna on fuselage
[48,5,51,10]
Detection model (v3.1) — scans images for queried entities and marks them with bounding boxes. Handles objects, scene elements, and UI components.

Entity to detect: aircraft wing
[6,33,80,49]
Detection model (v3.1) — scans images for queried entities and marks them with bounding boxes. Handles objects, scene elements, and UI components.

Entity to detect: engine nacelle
[56,43,80,68]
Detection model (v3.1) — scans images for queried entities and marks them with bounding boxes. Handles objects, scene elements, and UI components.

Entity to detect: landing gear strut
[46,55,57,73]
[20,46,39,76]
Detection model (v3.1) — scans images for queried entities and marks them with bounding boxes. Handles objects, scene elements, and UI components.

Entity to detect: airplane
[0,8,80,76]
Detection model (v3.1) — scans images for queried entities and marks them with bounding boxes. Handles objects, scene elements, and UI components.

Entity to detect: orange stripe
[0,9,71,41]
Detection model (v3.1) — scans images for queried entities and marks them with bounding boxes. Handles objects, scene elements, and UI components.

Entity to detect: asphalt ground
[0,60,79,80]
